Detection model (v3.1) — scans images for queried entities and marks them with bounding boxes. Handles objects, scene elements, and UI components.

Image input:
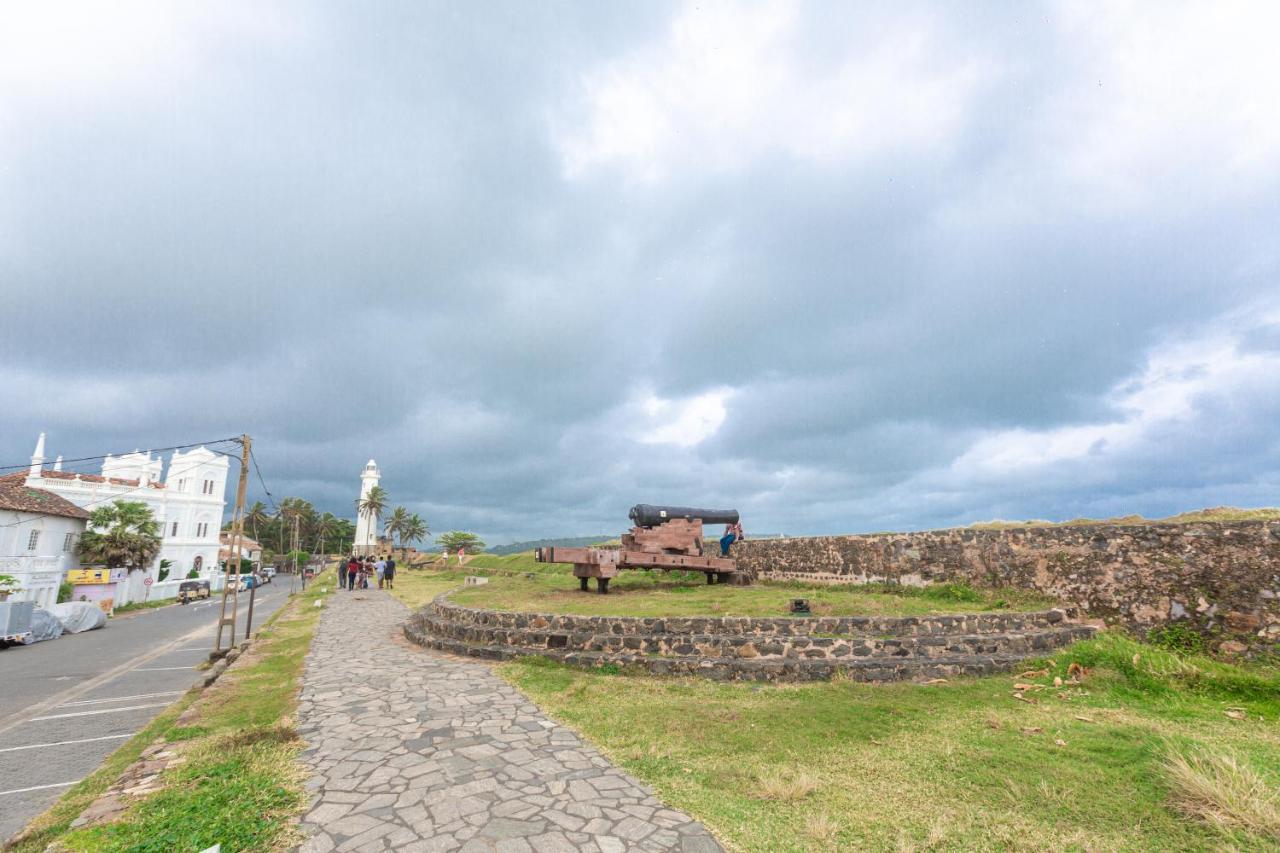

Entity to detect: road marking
[0,780,82,797]
[0,733,134,753]
[133,666,194,672]
[0,586,285,739]
[61,691,184,708]
[31,702,171,721]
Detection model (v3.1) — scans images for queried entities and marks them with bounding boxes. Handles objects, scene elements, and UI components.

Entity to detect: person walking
[346,556,359,592]
[384,554,396,590]
[375,556,386,589]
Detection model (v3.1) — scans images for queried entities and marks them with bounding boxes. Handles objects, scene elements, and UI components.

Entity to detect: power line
[247,447,279,513]
[0,437,243,473]
[0,449,245,530]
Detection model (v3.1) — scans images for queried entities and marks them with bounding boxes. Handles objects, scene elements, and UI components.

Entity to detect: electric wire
[0,437,242,473]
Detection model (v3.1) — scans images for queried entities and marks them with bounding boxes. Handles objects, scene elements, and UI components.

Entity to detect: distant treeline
[489,536,613,556]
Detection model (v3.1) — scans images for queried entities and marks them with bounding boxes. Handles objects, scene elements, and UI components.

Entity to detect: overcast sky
[3,1,1279,545]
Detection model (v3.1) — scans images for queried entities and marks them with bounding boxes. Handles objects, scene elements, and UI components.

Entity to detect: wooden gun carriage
[535,504,738,593]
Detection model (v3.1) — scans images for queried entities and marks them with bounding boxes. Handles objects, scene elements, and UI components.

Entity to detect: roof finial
[29,432,46,477]
[53,455,63,472]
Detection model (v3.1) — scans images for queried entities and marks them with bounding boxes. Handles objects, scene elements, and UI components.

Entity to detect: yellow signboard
[66,568,116,585]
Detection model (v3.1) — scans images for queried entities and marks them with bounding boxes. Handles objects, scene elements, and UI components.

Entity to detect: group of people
[341,554,397,590]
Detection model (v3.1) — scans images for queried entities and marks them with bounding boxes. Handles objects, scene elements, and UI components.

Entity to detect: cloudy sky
[3,1,1279,544]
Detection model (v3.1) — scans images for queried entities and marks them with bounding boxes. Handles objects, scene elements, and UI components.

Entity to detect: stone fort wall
[730,521,1280,646]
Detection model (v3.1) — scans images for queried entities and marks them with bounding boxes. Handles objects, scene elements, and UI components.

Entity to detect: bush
[186,568,200,579]
[57,581,74,603]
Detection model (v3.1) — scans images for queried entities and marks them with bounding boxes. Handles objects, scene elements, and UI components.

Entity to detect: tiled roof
[36,469,166,489]
[0,473,91,519]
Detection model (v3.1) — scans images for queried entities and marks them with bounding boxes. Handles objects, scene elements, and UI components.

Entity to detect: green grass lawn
[9,571,335,853]
[503,633,1280,851]
[443,570,1058,618]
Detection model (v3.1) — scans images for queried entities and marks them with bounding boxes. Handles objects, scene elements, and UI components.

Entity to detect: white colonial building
[354,458,381,555]
[19,434,229,603]
[0,473,90,609]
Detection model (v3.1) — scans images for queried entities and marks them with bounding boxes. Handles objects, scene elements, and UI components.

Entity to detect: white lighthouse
[353,459,381,556]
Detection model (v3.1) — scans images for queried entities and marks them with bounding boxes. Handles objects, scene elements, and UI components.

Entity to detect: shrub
[57,581,74,603]
[186,568,200,579]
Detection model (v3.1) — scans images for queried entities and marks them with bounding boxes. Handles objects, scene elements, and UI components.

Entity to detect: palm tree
[245,500,270,546]
[357,486,388,553]
[401,513,429,551]
[77,500,162,572]
[278,497,314,553]
[385,506,410,548]
[313,512,338,554]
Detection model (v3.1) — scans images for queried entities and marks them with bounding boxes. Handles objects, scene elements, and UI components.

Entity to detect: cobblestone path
[296,589,723,853]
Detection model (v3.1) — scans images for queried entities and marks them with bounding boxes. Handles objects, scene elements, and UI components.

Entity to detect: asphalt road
[0,579,296,843]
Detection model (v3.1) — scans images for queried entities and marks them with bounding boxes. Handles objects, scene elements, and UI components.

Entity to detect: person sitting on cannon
[720,521,744,556]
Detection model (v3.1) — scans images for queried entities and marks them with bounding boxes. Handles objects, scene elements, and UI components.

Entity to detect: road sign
[143,577,153,586]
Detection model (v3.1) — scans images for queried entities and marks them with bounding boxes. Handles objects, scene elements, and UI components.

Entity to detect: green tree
[437,530,485,555]
[245,500,270,545]
[357,486,388,552]
[313,512,338,554]
[77,500,162,572]
[385,506,410,548]
[277,497,315,553]
[401,513,429,550]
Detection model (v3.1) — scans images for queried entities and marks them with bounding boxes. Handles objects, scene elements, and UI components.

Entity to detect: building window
[195,522,209,538]
[177,478,187,492]
[170,521,179,537]
[63,532,75,552]
[193,555,203,572]
[27,530,40,551]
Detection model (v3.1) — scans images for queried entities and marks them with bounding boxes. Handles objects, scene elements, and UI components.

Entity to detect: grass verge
[111,598,173,616]
[7,571,333,853]
[501,632,1280,851]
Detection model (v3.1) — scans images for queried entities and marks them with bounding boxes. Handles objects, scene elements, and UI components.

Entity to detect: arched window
[193,556,203,573]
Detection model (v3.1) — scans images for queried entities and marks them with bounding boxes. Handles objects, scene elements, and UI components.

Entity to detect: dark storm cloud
[3,1,1279,545]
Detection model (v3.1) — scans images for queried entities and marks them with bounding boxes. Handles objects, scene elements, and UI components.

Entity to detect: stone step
[414,613,1094,661]
[429,598,1078,638]
[404,628,1063,684]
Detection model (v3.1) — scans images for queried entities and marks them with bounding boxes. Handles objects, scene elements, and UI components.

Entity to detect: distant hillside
[489,536,613,556]
[966,506,1280,530]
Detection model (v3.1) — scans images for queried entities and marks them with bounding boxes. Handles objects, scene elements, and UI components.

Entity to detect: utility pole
[215,435,251,653]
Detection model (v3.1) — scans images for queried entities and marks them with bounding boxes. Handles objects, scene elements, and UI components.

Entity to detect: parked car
[237,575,257,591]
[178,580,211,604]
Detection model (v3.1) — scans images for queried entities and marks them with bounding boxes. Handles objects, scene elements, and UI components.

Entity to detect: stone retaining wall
[730,521,1280,645]
[404,594,1095,683]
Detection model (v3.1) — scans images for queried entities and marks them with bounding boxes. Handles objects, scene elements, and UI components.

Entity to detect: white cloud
[556,1,987,183]
[948,303,1280,481]
[636,387,734,447]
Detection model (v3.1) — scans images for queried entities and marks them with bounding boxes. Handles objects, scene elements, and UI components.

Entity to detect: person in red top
[346,556,359,592]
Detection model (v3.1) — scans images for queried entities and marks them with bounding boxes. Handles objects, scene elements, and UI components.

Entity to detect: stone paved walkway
[295,589,722,853]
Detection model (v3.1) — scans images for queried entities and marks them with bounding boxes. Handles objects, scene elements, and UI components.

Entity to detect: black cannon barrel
[628,504,739,528]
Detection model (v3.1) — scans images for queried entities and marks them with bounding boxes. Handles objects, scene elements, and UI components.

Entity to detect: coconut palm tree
[357,486,388,553]
[313,512,338,554]
[401,514,429,551]
[385,506,410,548]
[277,497,314,553]
[245,500,270,546]
[77,500,162,572]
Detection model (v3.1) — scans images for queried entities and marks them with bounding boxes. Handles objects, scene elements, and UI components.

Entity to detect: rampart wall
[731,521,1280,646]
